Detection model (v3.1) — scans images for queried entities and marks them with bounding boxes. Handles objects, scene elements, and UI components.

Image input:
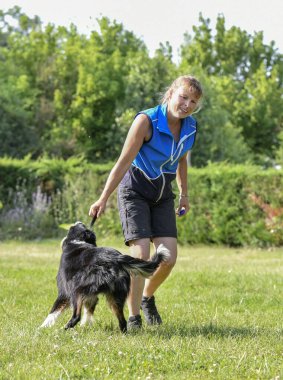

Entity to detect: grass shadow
[150,323,282,339]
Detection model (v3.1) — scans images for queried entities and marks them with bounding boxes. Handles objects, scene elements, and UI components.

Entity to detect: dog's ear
[60,237,67,249]
[84,230,97,246]
[66,222,86,240]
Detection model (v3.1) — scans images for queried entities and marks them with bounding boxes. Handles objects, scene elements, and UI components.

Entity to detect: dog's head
[62,221,97,247]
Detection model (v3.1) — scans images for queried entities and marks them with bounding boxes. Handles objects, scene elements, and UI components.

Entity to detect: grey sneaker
[127,315,142,330]
[141,296,162,325]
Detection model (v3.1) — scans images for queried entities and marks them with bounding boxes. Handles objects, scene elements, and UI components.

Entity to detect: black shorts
[117,186,177,246]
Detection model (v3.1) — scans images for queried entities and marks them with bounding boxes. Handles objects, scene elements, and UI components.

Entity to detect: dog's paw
[80,315,94,326]
[40,315,56,328]
[40,311,61,328]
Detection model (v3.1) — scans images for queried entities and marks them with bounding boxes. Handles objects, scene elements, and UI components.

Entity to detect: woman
[89,75,203,329]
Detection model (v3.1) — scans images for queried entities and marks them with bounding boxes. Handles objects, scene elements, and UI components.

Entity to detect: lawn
[0,239,282,379]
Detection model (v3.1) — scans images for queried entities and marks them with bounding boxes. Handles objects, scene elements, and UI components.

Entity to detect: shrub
[0,158,282,246]
[177,164,283,246]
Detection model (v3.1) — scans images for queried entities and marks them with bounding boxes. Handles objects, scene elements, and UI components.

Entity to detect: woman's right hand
[88,198,107,218]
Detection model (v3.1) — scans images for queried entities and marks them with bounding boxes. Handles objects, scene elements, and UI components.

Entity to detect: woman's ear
[168,88,173,99]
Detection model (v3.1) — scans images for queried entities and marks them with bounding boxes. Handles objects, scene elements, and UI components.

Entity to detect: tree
[180,13,283,164]
[233,64,283,160]
[67,17,146,160]
[188,74,252,166]
[0,76,37,157]
[0,8,282,166]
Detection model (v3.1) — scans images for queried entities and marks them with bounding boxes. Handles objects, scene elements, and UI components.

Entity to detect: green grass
[0,239,282,379]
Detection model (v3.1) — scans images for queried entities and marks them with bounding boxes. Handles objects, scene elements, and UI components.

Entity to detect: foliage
[178,164,283,246]
[179,14,283,166]
[275,131,283,166]
[188,74,253,166]
[0,9,282,244]
[0,155,87,200]
[0,185,57,239]
[0,241,282,379]
[0,7,282,165]
[0,158,282,246]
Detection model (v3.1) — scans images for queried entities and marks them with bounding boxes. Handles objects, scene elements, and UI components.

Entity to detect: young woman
[89,75,203,329]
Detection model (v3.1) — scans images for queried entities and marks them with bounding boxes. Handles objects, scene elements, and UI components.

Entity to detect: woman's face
[168,85,200,119]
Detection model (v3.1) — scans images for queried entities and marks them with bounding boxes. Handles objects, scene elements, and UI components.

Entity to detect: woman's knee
[161,254,177,269]
[129,238,151,260]
[153,238,177,268]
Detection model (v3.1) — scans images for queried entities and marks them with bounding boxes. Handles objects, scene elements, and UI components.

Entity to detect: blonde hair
[161,75,203,107]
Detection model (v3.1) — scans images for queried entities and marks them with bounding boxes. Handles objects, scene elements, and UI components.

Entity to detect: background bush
[1,157,282,246]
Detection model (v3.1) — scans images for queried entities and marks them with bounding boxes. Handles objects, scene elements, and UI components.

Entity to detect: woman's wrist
[179,194,189,199]
[99,193,109,203]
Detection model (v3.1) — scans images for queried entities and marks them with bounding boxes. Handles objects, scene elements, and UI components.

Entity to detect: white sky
[1,0,283,61]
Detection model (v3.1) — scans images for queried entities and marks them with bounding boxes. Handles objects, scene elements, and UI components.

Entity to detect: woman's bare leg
[127,238,150,317]
[143,237,177,297]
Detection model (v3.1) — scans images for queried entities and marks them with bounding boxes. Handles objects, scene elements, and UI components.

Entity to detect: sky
[1,0,283,61]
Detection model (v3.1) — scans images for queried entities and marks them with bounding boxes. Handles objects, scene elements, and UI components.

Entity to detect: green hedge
[181,165,283,246]
[0,157,282,246]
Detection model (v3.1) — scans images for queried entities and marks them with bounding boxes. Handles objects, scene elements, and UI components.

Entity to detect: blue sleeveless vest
[122,104,197,202]
[132,104,197,179]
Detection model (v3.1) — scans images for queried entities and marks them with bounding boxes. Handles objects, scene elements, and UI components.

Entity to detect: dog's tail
[118,244,170,277]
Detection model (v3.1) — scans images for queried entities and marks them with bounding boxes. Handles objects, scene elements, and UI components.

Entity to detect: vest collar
[157,104,196,138]
[156,104,171,135]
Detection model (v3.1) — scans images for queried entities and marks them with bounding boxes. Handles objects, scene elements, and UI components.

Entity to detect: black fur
[41,222,168,333]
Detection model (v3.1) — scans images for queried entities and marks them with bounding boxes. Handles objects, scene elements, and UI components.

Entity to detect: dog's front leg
[65,294,83,330]
[40,296,69,328]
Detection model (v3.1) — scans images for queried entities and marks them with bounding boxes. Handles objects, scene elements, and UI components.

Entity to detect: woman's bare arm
[89,114,151,217]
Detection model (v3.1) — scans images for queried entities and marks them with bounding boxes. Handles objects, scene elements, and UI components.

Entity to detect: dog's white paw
[40,311,60,328]
[80,308,94,326]
[80,317,94,327]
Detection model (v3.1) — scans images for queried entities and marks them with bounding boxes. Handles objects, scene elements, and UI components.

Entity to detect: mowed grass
[0,239,282,380]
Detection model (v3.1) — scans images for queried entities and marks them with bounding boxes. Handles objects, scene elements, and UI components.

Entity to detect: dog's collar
[72,240,86,245]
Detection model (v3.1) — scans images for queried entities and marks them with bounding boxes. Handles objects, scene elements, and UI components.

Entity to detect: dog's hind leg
[40,296,69,328]
[64,294,83,330]
[106,294,127,333]
[80,295,99,326]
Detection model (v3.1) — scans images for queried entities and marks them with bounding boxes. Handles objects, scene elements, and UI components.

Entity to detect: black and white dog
[41,222,169,333]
